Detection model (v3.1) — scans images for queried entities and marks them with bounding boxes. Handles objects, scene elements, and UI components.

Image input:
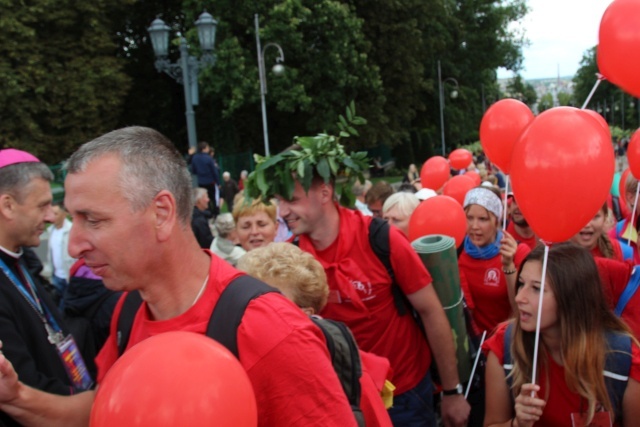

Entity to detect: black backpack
[115,275,365,426]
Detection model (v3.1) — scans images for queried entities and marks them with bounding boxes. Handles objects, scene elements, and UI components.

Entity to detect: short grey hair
[0,162,53,202]
[193,187,208,205]
[66,126,193,224]
[382,192,420,219]
[214,213,236,238]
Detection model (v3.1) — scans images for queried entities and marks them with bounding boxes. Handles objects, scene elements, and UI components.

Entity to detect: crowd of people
[0,128,638,427]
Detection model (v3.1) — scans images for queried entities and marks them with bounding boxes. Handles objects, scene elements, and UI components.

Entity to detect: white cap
[415,188,437,201]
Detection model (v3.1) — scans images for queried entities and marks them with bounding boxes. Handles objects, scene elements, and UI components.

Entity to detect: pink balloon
[628,129,640,179]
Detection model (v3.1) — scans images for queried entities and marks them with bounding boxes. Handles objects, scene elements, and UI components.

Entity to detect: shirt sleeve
[482,321,508,363]
[237,294,357,427]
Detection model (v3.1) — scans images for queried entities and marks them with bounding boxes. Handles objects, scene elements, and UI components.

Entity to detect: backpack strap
[620,242,634,262]
[604,332,632,422]
[116,291,144,356]
[206,275,279,359]
[368,217,408,316]
[615,267,640,316]
[502,323,515,389]
[311,316,365,427]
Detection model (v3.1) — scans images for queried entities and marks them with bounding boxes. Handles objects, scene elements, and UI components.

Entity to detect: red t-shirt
[506,221,538,250]
[483,322,640,426]
[458,244,530,333]
[591,236,625,261]
[299,207,432,395]
[595,257,640,340]
[96,253,356,427]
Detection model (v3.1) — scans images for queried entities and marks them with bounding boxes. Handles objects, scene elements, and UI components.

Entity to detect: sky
[497,0,613,80]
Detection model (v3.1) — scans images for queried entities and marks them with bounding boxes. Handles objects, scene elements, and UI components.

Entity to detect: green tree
[0,0,132,163]
[537,93,553,112]
[572,46,636,129]
[557,91,573,106]
[504,74,537,108]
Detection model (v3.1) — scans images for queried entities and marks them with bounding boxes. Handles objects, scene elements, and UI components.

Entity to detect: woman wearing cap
[210,213,246,266]
[458,186,531,333]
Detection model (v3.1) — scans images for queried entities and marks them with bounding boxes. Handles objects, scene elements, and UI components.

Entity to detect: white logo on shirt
[484,268,501,287]
[351,280,376,301]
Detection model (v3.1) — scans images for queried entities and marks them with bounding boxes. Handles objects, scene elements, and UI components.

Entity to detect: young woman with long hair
[483,243,640,426]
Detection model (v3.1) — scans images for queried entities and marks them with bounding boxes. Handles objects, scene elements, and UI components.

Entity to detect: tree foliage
[573,46,639,130]
[0,0,530,165]
[0,0,132,163]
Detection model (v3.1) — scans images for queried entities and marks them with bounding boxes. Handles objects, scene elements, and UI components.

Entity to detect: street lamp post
[255,14,285,157]
[438,60,459,157]
[147,11,218,150]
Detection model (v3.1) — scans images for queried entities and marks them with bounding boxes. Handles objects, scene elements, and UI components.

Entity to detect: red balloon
[420,156,450,191]
[510,107,615,243]
[480,99,535,174]
[443,175,476,205]
[465,171,482,186]
[91,332,257,427]
[582,110,611,139]
[628,129,640,179]
[408,195,466,247]
[598,0,640,97]
[448,148,473,170]
[620,168,631,204]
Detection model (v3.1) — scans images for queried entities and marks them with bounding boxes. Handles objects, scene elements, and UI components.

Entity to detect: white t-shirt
[49,226,66,279]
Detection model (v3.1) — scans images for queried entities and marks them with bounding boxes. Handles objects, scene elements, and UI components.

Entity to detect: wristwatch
[441,383,463,396]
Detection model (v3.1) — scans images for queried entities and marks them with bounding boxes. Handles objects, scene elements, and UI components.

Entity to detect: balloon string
[503,175,510,231]
[628,185,640,247]
[530,244,550,394]
[465,330,487,400]
[580,73,606,110]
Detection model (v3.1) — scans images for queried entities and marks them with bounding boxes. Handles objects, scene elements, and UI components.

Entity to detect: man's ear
[301,306,315,316]
[318,182,334,204]
[153,190,177,241]
[0,194,17,220]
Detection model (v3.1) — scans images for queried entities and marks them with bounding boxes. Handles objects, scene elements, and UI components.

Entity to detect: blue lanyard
[0,257,62,334]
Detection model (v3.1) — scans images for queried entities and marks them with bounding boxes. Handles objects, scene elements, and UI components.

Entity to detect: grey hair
[0,162,53,202]
[193,187,208,205]
[222,171,231,179]
[240,170,248,179]
[214,213,236,238]
[66,126,193,224]
[382,191,420,219]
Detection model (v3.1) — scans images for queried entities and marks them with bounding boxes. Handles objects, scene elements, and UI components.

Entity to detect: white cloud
[498,0,613,79]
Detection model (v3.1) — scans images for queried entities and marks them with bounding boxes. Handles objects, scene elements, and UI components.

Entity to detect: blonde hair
[237,243,329,313]
[232,197,277,224]
[510,243,638,423]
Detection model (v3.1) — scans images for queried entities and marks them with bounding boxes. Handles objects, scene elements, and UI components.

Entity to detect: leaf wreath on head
[245,101,370,207]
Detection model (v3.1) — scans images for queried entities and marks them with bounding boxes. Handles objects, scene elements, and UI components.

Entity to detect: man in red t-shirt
[0,127,356,427]
[276,176,470,427]
[506,194,538,250]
